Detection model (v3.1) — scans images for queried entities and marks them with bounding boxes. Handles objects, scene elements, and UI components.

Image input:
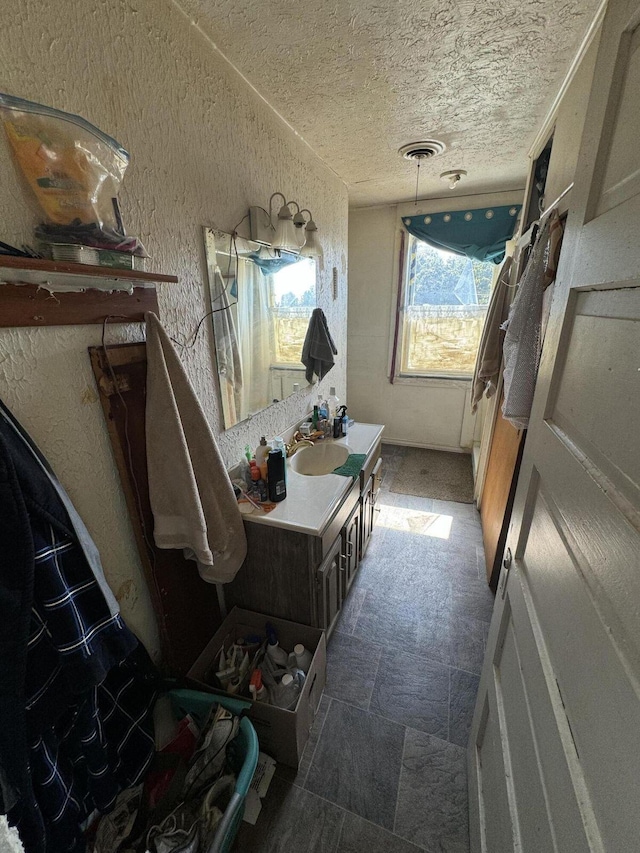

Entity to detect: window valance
[402,204,521,264]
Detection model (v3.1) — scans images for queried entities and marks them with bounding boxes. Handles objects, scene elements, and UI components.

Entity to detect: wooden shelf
[0,256,178,327]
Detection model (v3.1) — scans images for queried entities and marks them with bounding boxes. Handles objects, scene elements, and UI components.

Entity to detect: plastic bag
[0,92,128,230]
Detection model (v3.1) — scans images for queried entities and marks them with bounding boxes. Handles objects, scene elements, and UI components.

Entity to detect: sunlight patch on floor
[376,503,453,539]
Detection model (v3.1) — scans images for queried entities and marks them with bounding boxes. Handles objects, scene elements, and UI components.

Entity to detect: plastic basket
[168,688,259,853]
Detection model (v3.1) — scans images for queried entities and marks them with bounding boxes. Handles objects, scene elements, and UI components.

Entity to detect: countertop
[243,422,384,536]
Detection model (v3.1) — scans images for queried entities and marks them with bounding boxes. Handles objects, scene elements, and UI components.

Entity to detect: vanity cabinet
[225,439,382,636]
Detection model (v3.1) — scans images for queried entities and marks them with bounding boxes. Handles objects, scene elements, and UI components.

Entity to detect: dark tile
[335,587,368,635]
[369,651,449,739]
[325,631,382,709]
[305,700,405,830]
[449,668,480,748]
[449,614,487,675]
[234,775,344,853]
[451,577,495,623]
[395,729,469,853]
[337,811,423,853]
[276,695,331,786]
[354,586,451,667]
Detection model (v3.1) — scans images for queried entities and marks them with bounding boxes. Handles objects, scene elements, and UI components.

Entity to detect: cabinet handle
[339,556,346,571]
[346,543,353,558]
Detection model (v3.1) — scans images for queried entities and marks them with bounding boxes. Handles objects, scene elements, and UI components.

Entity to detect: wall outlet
[332,266,338,300]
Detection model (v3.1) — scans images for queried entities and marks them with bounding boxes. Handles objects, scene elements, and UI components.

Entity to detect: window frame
[389,228,496,384]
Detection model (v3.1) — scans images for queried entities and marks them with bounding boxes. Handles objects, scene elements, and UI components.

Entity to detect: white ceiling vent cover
[398,140,447,161]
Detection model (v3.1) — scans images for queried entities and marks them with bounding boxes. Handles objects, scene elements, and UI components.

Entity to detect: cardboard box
[187,607,326,767]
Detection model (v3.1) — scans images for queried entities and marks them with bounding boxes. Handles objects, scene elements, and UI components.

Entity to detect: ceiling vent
[398,140,446,161]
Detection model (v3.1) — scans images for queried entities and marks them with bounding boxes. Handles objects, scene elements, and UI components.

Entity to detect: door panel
[469,2,640,850]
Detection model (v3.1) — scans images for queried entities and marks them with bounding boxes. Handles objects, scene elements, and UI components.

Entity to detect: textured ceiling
[177,0,600,207]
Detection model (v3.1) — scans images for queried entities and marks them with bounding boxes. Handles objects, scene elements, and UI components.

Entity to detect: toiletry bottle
[338,405,349,436]
[312,405,319,429]
[317,394,328,420]
[327,387,339,418]
[333,414,342,438]
[255,436,269,467]
[249,461,260,482]
[257,478,268,502]
[267,449,287,502]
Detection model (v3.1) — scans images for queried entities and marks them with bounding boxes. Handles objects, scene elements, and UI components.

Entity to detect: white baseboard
[381,437,471,454]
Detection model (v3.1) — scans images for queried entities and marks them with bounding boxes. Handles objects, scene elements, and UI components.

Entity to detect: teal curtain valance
[402,204,521,264]
[249,253,300,274]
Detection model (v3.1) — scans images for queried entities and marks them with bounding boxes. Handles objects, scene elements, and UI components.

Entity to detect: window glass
[399,237,494,377]
[270,261,315,365]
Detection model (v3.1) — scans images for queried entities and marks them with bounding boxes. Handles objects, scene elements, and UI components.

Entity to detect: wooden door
[469,2,640,851]
[479,398,524,587]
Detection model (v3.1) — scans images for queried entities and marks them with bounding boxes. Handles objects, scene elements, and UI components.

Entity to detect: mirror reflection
[204,228,316,429]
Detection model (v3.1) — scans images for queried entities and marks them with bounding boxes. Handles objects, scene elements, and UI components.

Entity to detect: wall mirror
[204,227,316,429]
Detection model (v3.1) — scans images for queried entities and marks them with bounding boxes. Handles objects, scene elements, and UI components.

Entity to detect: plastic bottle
[255,436,270,468]
[267,449,287,502]
[256,479,268,502]
[266,640,289,667]
[249,461,260,482]
[249,669,268,702]
[272,437,287,483]
[317,394,328,420]
[311,405,319,429]
[294,643,313,673]
[337,405,349,436]
[327,387,340,418]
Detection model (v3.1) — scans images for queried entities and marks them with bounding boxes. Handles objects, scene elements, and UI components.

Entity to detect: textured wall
[348,192,522,450]
[0,0,348,658]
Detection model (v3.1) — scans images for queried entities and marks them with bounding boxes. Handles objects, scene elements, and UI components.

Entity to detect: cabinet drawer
[359,440,382,492]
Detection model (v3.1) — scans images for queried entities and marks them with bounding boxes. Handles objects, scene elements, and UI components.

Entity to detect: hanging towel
[471,256,513,413]
[301,308,338,384]
[145,312,247,583]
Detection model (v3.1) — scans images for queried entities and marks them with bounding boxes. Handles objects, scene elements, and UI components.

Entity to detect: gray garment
[0,402,120,617]
[301,308,338,384]
[501,219,551,429]
[471,257,513,413]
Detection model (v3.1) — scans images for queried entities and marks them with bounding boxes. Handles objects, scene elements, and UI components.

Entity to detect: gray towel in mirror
[301,308,338,384]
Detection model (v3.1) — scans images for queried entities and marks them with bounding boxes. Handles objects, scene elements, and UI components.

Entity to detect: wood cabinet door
[316,535,342,631]
[360,479,374,560]
[342,503,361,596]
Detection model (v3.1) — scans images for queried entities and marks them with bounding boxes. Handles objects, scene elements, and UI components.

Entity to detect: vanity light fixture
[249,192,323,260]
[297,209,324,267]
[440,169,467,190]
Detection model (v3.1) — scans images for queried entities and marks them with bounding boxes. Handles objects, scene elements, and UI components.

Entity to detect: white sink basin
[289,442,349,476]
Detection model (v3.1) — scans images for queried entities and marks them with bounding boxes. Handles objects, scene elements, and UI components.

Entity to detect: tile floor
[234,444,495,852]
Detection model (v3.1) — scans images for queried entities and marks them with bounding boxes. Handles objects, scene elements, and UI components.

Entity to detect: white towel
[145,312,247,583]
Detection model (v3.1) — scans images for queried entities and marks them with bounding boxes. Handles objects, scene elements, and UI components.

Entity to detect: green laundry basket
[169,688,259,853]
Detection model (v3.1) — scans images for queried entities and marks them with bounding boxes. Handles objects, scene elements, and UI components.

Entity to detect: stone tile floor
[234,444,495,852]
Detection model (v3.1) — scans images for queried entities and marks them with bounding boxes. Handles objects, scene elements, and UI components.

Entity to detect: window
[396,236,494,379]
[269,261,315,365]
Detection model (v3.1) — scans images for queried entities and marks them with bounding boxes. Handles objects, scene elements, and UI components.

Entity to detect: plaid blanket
[0,401,157,853]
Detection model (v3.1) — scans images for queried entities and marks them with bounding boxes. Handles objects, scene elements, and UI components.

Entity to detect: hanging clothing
[145,312,247,584]
[0,399,157,853]
[301,308,337,384]
[471,256,513,412]
[501,212,562,429]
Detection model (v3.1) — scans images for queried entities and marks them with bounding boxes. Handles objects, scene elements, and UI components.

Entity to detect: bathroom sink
[289,442,349,476]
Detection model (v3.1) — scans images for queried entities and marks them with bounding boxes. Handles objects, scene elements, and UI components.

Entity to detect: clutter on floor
[189,609,326,768]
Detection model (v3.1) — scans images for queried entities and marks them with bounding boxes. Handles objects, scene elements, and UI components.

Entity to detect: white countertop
[243,422,384,536]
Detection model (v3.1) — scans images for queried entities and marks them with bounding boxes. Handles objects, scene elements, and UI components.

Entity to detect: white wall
[0,0,348,660]
[348,191,522,450]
